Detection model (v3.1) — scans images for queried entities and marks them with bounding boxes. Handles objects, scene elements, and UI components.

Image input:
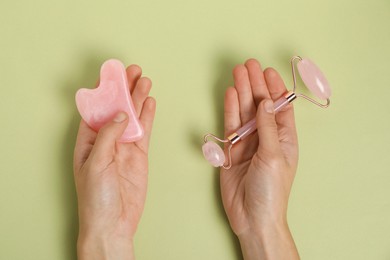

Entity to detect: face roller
[202,56,332,169]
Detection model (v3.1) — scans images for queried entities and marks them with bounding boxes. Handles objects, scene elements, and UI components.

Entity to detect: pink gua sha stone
[297,59,332,100]
[75,59,144,142]
[202,141,226,167]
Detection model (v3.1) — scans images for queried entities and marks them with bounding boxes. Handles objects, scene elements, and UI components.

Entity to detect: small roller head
[202,141,226,167]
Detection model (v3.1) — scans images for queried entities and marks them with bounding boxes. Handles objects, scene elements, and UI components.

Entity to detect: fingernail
[113,112,127,122]
[264,100,274,114]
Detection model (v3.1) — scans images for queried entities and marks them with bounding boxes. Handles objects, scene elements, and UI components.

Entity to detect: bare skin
[73,65,156,260]
[73,58,299,260]
[220,59,300,260]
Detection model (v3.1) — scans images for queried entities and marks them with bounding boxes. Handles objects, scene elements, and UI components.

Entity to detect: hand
[220,59,300,259]
[73,65,156,260]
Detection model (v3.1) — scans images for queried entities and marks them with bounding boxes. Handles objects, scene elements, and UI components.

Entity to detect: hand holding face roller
[202,56,332,169]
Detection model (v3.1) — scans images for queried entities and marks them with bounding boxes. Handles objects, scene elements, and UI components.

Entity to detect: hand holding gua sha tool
[202,56,332,169]
[75,59,144,142]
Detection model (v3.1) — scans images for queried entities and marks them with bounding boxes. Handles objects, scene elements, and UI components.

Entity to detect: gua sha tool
[202,56,332,169]
[75,59,144,142]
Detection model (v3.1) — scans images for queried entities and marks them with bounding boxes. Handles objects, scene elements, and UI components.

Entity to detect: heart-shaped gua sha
[75,59,144,142]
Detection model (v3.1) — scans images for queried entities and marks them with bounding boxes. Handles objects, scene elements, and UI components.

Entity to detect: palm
[93,142,148,235]
[220,133,257,234]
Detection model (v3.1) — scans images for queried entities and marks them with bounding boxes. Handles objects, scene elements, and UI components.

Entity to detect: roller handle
[234,95,289,140]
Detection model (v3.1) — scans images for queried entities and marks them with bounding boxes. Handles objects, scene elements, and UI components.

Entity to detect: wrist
[237,221,299,260]
[77,233,135,260]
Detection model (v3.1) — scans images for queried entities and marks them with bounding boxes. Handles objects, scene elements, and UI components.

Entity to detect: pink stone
[297,58,332,100]
[75,59,144,142]
[202,141,226,167]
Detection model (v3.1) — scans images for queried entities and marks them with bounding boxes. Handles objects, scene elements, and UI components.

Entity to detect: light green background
[1,0,389,259]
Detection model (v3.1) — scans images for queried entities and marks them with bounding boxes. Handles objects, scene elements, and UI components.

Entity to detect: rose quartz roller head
[203,56,332,169]
[75,59,144,142]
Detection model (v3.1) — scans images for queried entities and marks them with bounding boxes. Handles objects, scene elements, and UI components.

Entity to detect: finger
[233,64,256,124]
[88,112,129,166]
[255,99,281,156]
[264,68,288,101]
[264,68,298,144]
[136,97,156,153]
[132,77,152,117]
[94,79,100,88]
[126,64,142,94]
[224,87,240,137]
[74,120,97,173]
[245,59,270,106]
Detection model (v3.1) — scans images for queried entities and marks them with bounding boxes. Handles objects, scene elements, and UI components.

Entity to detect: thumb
[89,112,128,162]
[256,99,281,155]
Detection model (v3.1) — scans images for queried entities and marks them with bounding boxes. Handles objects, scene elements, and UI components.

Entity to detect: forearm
[238,222,299,260]
[77,234,135,260]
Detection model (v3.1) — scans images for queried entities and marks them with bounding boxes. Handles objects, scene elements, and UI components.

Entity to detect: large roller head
[297,58,332,100]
